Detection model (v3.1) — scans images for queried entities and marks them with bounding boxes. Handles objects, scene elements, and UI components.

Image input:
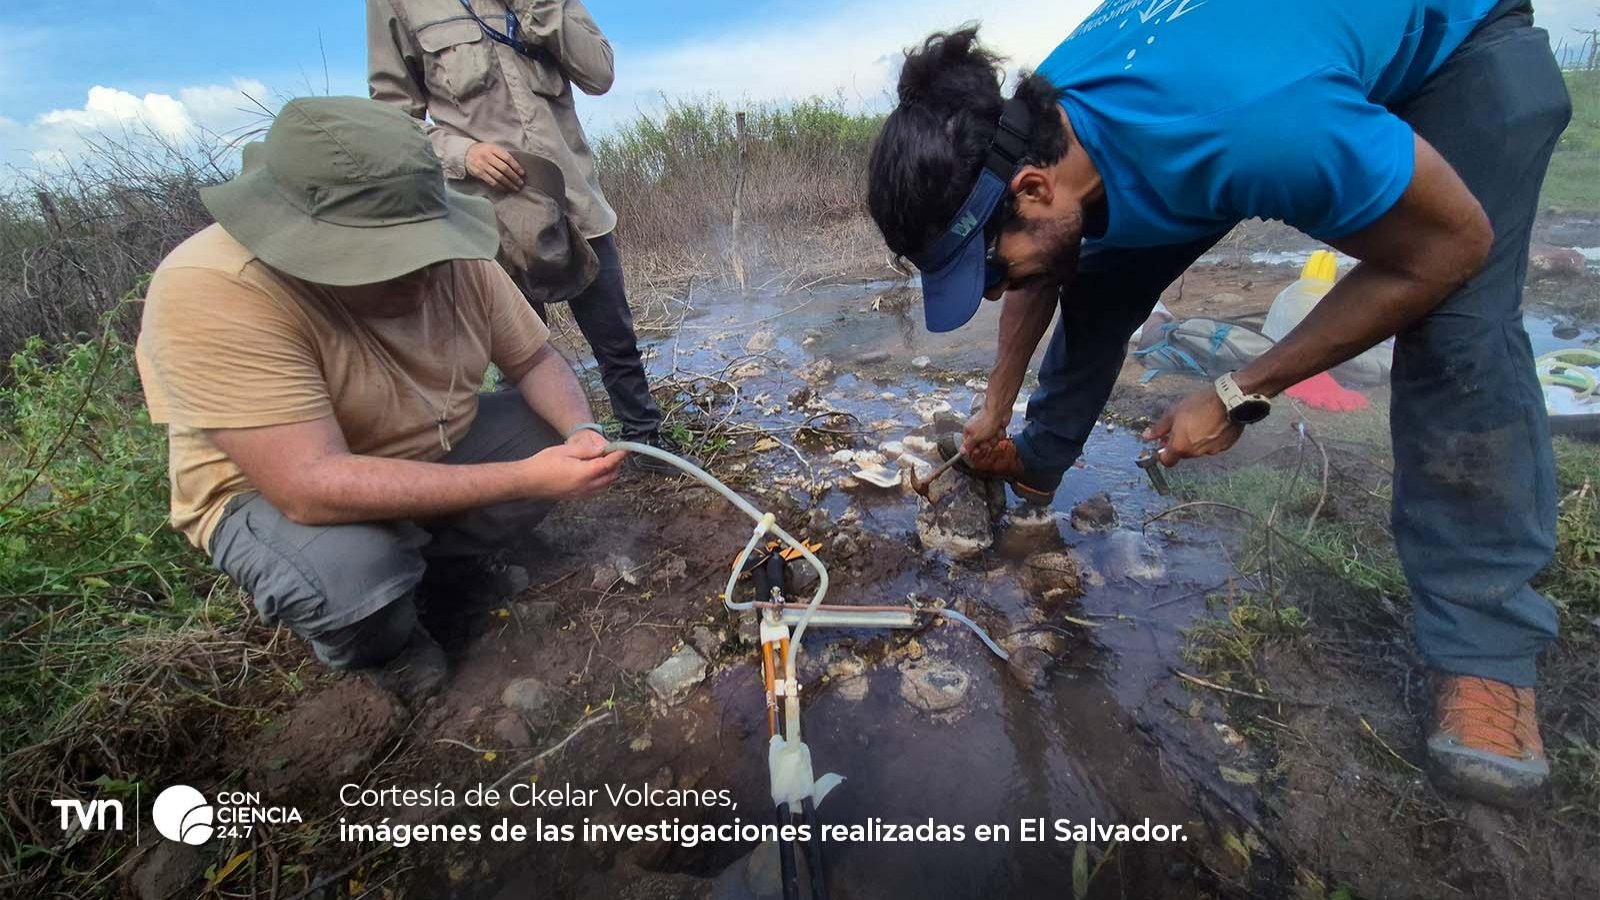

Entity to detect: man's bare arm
[208,413,621,527]
[963,283,1057,453]
[1233,133,1491,398]
[511,342,598,438]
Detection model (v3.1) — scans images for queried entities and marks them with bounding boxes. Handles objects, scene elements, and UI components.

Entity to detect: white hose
[581,431,831,683]
[576,427,1009,676]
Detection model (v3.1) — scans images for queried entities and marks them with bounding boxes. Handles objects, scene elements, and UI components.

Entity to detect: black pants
[1017,0,1569,686]
[526,233,662,441]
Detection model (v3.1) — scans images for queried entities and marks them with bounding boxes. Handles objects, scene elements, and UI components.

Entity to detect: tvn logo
[50,797,124,833]
[51,785,298,844]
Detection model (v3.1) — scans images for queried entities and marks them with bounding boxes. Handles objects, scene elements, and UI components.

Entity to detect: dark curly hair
[867,26,1069,258]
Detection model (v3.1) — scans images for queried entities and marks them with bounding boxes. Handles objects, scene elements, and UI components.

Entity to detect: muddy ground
[123,217,1598,900]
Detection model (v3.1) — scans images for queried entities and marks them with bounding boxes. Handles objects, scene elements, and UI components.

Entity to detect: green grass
[1541,69,1600,212]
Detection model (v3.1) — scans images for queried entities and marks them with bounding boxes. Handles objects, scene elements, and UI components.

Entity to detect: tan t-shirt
[136,224,550,550]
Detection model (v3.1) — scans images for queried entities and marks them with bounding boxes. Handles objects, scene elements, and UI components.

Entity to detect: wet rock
[899,658,972,714]
[826,654,869,702]
[492,714,534,749]
[968,393,987,415]
[745,328,776,352]
[1070,491,1119,533]
[1019,551,1084,604]
[998,505,1063,557]
[912,397,953,422]
[1103,530,1167,583]
[855,349,892,365]
[797,359,836,385]
[1000,628,1069,690]
[647,646,707,703]
[830,531,861,559]
[1529,244,1587,280]
[900,434,939,457]
[649,555,689,589]
[931,410,965,435]
[787,386,813,408]
[911,355,932,369]
[804,506,830,537]
[130,840,202,900]
[915,470,994,558]
[736,614,759,645]
[728,361,766,382]
[501,677,555,716]
[688,625,723,659]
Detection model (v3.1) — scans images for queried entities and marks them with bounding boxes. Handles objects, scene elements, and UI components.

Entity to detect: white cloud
[3,79,272,179]
[39,86,196,139]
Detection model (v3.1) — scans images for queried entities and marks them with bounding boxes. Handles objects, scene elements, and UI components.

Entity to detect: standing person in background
[368,0,686,471]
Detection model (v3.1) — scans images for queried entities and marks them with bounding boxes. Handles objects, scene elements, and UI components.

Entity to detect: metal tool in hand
[910,449,967,498]
[1136,448,1171,495]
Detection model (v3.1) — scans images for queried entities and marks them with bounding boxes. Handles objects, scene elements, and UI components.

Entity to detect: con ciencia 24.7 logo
[153,786,303,843]
[55,785,302,844]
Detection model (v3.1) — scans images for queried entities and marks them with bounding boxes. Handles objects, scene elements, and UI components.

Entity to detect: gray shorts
[209,391,559,645]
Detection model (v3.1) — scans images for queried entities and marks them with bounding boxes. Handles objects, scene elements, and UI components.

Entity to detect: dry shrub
[0,130,233,361]
[595,96,887,283]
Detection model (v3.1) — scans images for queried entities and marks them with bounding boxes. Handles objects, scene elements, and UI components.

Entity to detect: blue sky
[2,0,1596,173]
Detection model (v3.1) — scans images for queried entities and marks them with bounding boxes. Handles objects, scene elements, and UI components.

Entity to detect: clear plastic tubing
[578,429,1007,666]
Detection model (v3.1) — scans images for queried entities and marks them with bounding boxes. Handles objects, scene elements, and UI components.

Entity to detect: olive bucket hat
[200,96,499,285]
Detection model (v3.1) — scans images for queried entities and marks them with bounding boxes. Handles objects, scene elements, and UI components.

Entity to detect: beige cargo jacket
[367,0,618,240]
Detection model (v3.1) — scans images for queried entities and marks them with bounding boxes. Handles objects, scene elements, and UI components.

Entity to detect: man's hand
[565,427,611,458]
[523,441,625,501]
[1142,388,1242,467]
[465,142,526,192]
[962,404,1011,456]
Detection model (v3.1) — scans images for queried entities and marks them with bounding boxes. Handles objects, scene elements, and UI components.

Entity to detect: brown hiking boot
[1427,674,1549,807]
[936,433,1057,504]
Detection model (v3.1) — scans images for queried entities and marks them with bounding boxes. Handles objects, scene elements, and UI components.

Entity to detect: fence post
[730,111,749,292]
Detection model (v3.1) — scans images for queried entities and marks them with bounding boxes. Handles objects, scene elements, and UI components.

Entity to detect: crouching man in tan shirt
[135,97,625,704]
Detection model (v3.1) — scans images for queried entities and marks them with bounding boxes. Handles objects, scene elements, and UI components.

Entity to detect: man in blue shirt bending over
[867,0,1570,806]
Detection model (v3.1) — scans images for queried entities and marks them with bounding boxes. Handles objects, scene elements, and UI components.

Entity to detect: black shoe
[625,431,702,476]
[364,627,448,707]
[418,555,531,611]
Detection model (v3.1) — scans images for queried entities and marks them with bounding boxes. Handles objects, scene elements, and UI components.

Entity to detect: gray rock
[131,840,202,900]
[911,355,932,369]
[501,677,555,716]
[1529,244,1586,280]
[1070,491,1119,533]
[647,646,708,703]
[855,349,892,365]
[514,600,558,629]
[649,555,689,589]
[492,714,534,748]
[1019,551,1084,603]
[830,531,861,559]
[1103,530,1167,583]
[687,625,723,659]
[804,506,830,537]
[916,470,993,558]
[900,658,972,714]
[797,359,836,385]
[827,654,869,702]
[931,410,965,435]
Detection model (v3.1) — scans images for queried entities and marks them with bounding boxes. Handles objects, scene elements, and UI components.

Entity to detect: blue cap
[908,169,1007,333]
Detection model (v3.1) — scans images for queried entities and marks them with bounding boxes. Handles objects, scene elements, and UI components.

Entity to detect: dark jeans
[1014,2,1569,686]
[524,233,662,441]
[209,392,559,669]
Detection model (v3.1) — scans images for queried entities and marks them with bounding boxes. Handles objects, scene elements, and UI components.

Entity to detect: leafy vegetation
[1541,69,1600,211]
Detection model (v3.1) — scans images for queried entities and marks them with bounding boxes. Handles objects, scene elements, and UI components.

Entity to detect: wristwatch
[1214,372,1272,425]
